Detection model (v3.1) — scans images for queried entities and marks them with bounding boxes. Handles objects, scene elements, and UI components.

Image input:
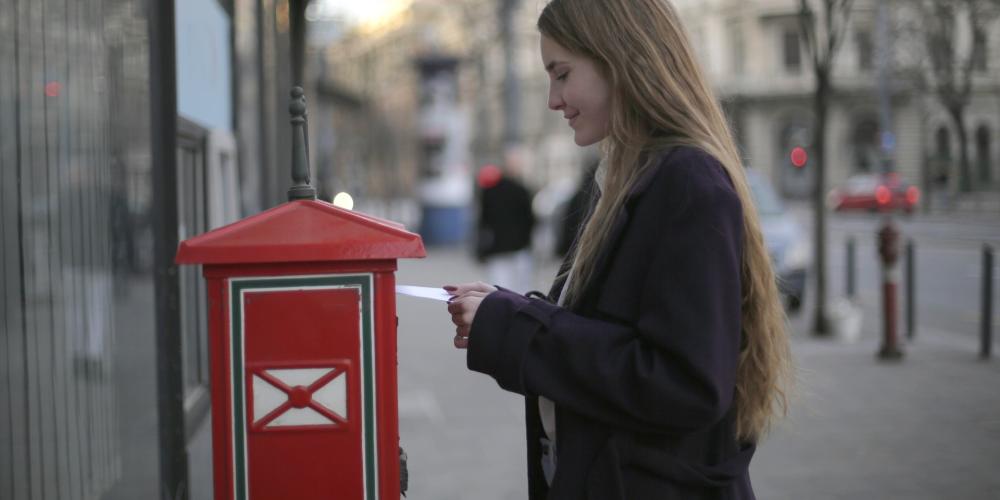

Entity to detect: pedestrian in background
[475,146,536,294]
[445,0,793,499]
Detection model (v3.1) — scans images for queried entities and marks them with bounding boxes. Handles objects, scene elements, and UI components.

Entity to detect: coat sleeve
[467,165,744,436]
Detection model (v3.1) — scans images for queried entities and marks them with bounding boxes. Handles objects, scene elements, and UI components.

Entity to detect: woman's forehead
[540,36,575,66]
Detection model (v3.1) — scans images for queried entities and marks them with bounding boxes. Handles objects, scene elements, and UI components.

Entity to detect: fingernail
[443,285,456,291]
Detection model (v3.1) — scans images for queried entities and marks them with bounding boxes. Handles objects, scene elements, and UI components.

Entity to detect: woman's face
[540,35,611,147]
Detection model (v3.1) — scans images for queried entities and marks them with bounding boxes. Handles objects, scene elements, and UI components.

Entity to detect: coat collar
[549,147,677,307]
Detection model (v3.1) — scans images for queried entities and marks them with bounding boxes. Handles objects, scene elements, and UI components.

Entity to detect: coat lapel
[573,148,676,310]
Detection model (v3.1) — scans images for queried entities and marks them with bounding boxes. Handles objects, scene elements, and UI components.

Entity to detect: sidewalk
[752,327,1000,499]
[395,247,1000,500]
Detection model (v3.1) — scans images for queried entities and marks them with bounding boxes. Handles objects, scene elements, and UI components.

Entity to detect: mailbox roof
[175,200,426,264]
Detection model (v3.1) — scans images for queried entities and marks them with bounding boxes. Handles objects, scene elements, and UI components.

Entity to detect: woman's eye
[556,71,569,81]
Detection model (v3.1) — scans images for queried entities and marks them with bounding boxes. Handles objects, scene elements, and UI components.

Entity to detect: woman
[445,1,793,498]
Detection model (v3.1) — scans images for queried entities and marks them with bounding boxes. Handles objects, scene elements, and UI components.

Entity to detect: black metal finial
[288,86,317,201]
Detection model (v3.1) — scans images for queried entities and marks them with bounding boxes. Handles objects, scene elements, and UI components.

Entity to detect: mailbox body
[176,200,424,500]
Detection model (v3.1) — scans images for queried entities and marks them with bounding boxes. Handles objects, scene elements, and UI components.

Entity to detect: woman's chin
[573,132,601,147]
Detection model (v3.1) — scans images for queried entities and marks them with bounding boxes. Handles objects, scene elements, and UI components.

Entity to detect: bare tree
[798,0,855,335]
[907,0,1000,193]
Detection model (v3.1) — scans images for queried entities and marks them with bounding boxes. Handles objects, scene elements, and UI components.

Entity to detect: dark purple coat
[467,147,756,500]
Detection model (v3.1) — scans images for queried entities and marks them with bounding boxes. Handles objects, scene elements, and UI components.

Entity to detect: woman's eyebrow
[545,60,568,72]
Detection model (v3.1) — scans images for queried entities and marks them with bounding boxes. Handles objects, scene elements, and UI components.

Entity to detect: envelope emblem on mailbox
[249,363,349,431]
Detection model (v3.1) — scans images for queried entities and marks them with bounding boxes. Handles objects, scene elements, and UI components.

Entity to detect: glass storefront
[0,0,164,498]
[2,0,318,496]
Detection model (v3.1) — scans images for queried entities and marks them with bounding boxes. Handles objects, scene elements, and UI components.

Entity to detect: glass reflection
[1,0,160,497]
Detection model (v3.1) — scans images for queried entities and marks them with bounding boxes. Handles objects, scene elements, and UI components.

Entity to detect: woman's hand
[444,282,497,349]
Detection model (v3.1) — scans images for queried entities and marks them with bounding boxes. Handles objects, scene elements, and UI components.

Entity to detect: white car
[747,169,810,312]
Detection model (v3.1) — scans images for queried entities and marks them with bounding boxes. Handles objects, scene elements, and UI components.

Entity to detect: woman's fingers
[446,292,486,349]
[448,294,485,326]
[443,281,497,297]
[447,292,486,313]
[454,323,470,349]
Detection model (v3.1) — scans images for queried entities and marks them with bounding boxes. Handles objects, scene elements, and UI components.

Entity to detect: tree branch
[827,0,856,66]
[956,0,997,104]
[799,0,822,69]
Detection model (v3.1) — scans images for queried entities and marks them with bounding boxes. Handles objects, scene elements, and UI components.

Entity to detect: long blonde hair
[539,0,792,442]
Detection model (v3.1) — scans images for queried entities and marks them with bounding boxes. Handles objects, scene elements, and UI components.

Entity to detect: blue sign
[880,131,896,153]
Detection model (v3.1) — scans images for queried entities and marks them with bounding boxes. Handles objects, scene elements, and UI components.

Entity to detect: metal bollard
[877,219,903,360]
[906,240,915,340]
[846,237,856,300]
[982,245,994,360]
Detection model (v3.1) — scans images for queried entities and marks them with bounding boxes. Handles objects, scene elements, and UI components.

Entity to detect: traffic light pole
[875,0,903,361]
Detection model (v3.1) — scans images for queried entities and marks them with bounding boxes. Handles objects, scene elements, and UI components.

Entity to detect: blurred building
[313,0,998,223]
[311,0,593,241]
[673,0,1000,200]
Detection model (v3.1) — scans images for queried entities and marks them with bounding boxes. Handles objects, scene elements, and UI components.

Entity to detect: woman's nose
[548,88,563,111]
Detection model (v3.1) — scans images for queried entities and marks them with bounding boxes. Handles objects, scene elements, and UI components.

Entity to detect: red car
[828,173,919,213]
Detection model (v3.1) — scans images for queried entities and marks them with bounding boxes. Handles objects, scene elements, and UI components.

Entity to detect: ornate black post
[288,87,317,201]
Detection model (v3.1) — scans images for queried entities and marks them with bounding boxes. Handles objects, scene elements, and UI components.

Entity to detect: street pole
[877,219,903,359]
[149,0,190,497]
[499,0,521,149]
[289,0,307,87]
[982,245,994,360]
[875,0,893,161]
[876,0,902,360]
[905,239,916,340]
[846,237,856,300]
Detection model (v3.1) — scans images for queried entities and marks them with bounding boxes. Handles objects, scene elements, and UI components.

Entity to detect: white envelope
[395,285,453,302]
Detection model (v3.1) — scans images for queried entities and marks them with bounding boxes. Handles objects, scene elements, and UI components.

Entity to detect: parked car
[827,173,920,213]
[746,169,810,312]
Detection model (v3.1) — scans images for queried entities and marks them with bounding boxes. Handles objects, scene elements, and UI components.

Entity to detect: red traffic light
[790,147,808,168]
[44,81,61,97]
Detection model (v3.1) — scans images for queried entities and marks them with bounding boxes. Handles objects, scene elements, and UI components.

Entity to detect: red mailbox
[176,198,425,500]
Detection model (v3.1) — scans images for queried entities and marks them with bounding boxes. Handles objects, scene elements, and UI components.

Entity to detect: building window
[935,126,951,159]
[934,126,952,187]
[973,30,988,72]
[976,125,992,184]
[856,30,874,72]
[177,117,212,427]
[730,19,745,75]
[852,118,879,172]
[783,29,802,72]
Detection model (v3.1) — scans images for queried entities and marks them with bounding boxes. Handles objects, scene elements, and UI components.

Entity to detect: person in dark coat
[445,1,793,499]
[476,153,537,293]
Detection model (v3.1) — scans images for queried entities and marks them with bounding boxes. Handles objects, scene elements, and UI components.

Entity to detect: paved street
[791,203,1000,347]
[395,219,1000,500]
